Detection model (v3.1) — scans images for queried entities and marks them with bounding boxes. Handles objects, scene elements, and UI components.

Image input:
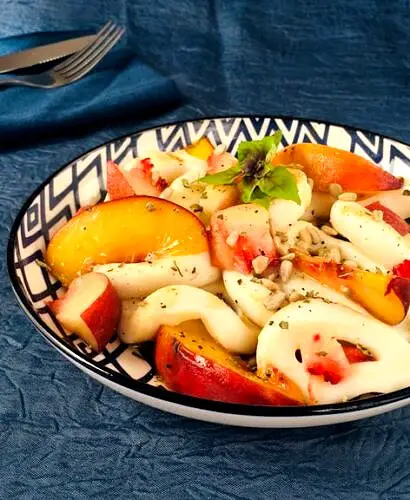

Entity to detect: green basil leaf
[258,166,301,205]
[238,177,257,203]
[246,187,271,209]
[265,130,283,163]
[237,130,282,164]
[200,166,242,185]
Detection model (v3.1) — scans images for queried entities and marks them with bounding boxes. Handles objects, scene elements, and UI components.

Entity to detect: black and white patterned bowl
[7,116,410,427]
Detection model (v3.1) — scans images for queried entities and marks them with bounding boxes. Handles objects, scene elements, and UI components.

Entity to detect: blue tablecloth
[1,1,410,498]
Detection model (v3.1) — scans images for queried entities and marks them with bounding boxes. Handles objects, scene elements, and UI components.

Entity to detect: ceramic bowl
[8,116,410,427]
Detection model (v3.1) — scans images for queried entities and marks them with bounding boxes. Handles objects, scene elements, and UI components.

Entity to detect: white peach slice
[257,300,410,404]
[94,254,220,300]
[119,285,260,354]
[330,200,410,269]
[210,204,276,273]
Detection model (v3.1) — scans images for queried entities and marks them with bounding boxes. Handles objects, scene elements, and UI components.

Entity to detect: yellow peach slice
[184,137,214,160]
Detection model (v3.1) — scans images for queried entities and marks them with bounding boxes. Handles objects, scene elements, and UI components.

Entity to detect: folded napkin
[0,32,182,149]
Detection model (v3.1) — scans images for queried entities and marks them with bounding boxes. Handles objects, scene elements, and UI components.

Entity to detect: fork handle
[0,75,46,88]
[0,78,36,87]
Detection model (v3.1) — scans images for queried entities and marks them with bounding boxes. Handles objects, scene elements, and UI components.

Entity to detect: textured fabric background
[1,0,410,498]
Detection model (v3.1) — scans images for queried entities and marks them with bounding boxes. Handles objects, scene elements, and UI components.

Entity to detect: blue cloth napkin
[0,32,181,149]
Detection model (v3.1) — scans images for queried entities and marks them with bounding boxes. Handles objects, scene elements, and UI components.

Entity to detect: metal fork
[0,21,125,89]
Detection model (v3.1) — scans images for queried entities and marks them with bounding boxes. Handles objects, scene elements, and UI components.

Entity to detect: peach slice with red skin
[155,321,305,406]
[393,260,410,279]
[48,272,121,352]
[46,196,209,286]
[123,158,167,196]
[365,201,409,236]
[294,254,409,325]
[209,204,276,273]
[271,143,403,193]
[107,159,167,200]
[207,151,237,173]
[106,160,135,200]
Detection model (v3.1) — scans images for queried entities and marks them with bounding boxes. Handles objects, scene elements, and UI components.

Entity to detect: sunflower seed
[226,230,239,247]
[280,252,296,261]
[264,291,286,311]
[371,210,384,222]
[252,255,269,275]
[329,183,343,197]
[308,226,322,245]
[274,236,289,256]
[338,192,358,202]
[279,260,293,283]
[300,228,312,246]
[328,246,341,263]
[288,291,304,302]
[260,278,280,291]
[296,240,311,252]
[321,225,338,236]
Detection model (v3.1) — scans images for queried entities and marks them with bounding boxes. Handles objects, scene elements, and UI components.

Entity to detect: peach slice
[271,143,403,193]
[198,185,240,225]
[122,158,166,196]
[209,204,276,273]
[155,320,305,405]
[358,188,410,220]
[294,254,409,325]
[46,196,209,285]
[106,160,135,201]
[207,151,237,173]
[366,201,409,236]
[184,137,214,160]
[48,272,121,352]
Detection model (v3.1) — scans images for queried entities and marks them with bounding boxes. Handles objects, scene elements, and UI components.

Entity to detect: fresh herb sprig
[200,131,300,208]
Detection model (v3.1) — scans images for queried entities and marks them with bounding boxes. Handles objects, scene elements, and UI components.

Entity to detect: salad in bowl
[27,128,410,408]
